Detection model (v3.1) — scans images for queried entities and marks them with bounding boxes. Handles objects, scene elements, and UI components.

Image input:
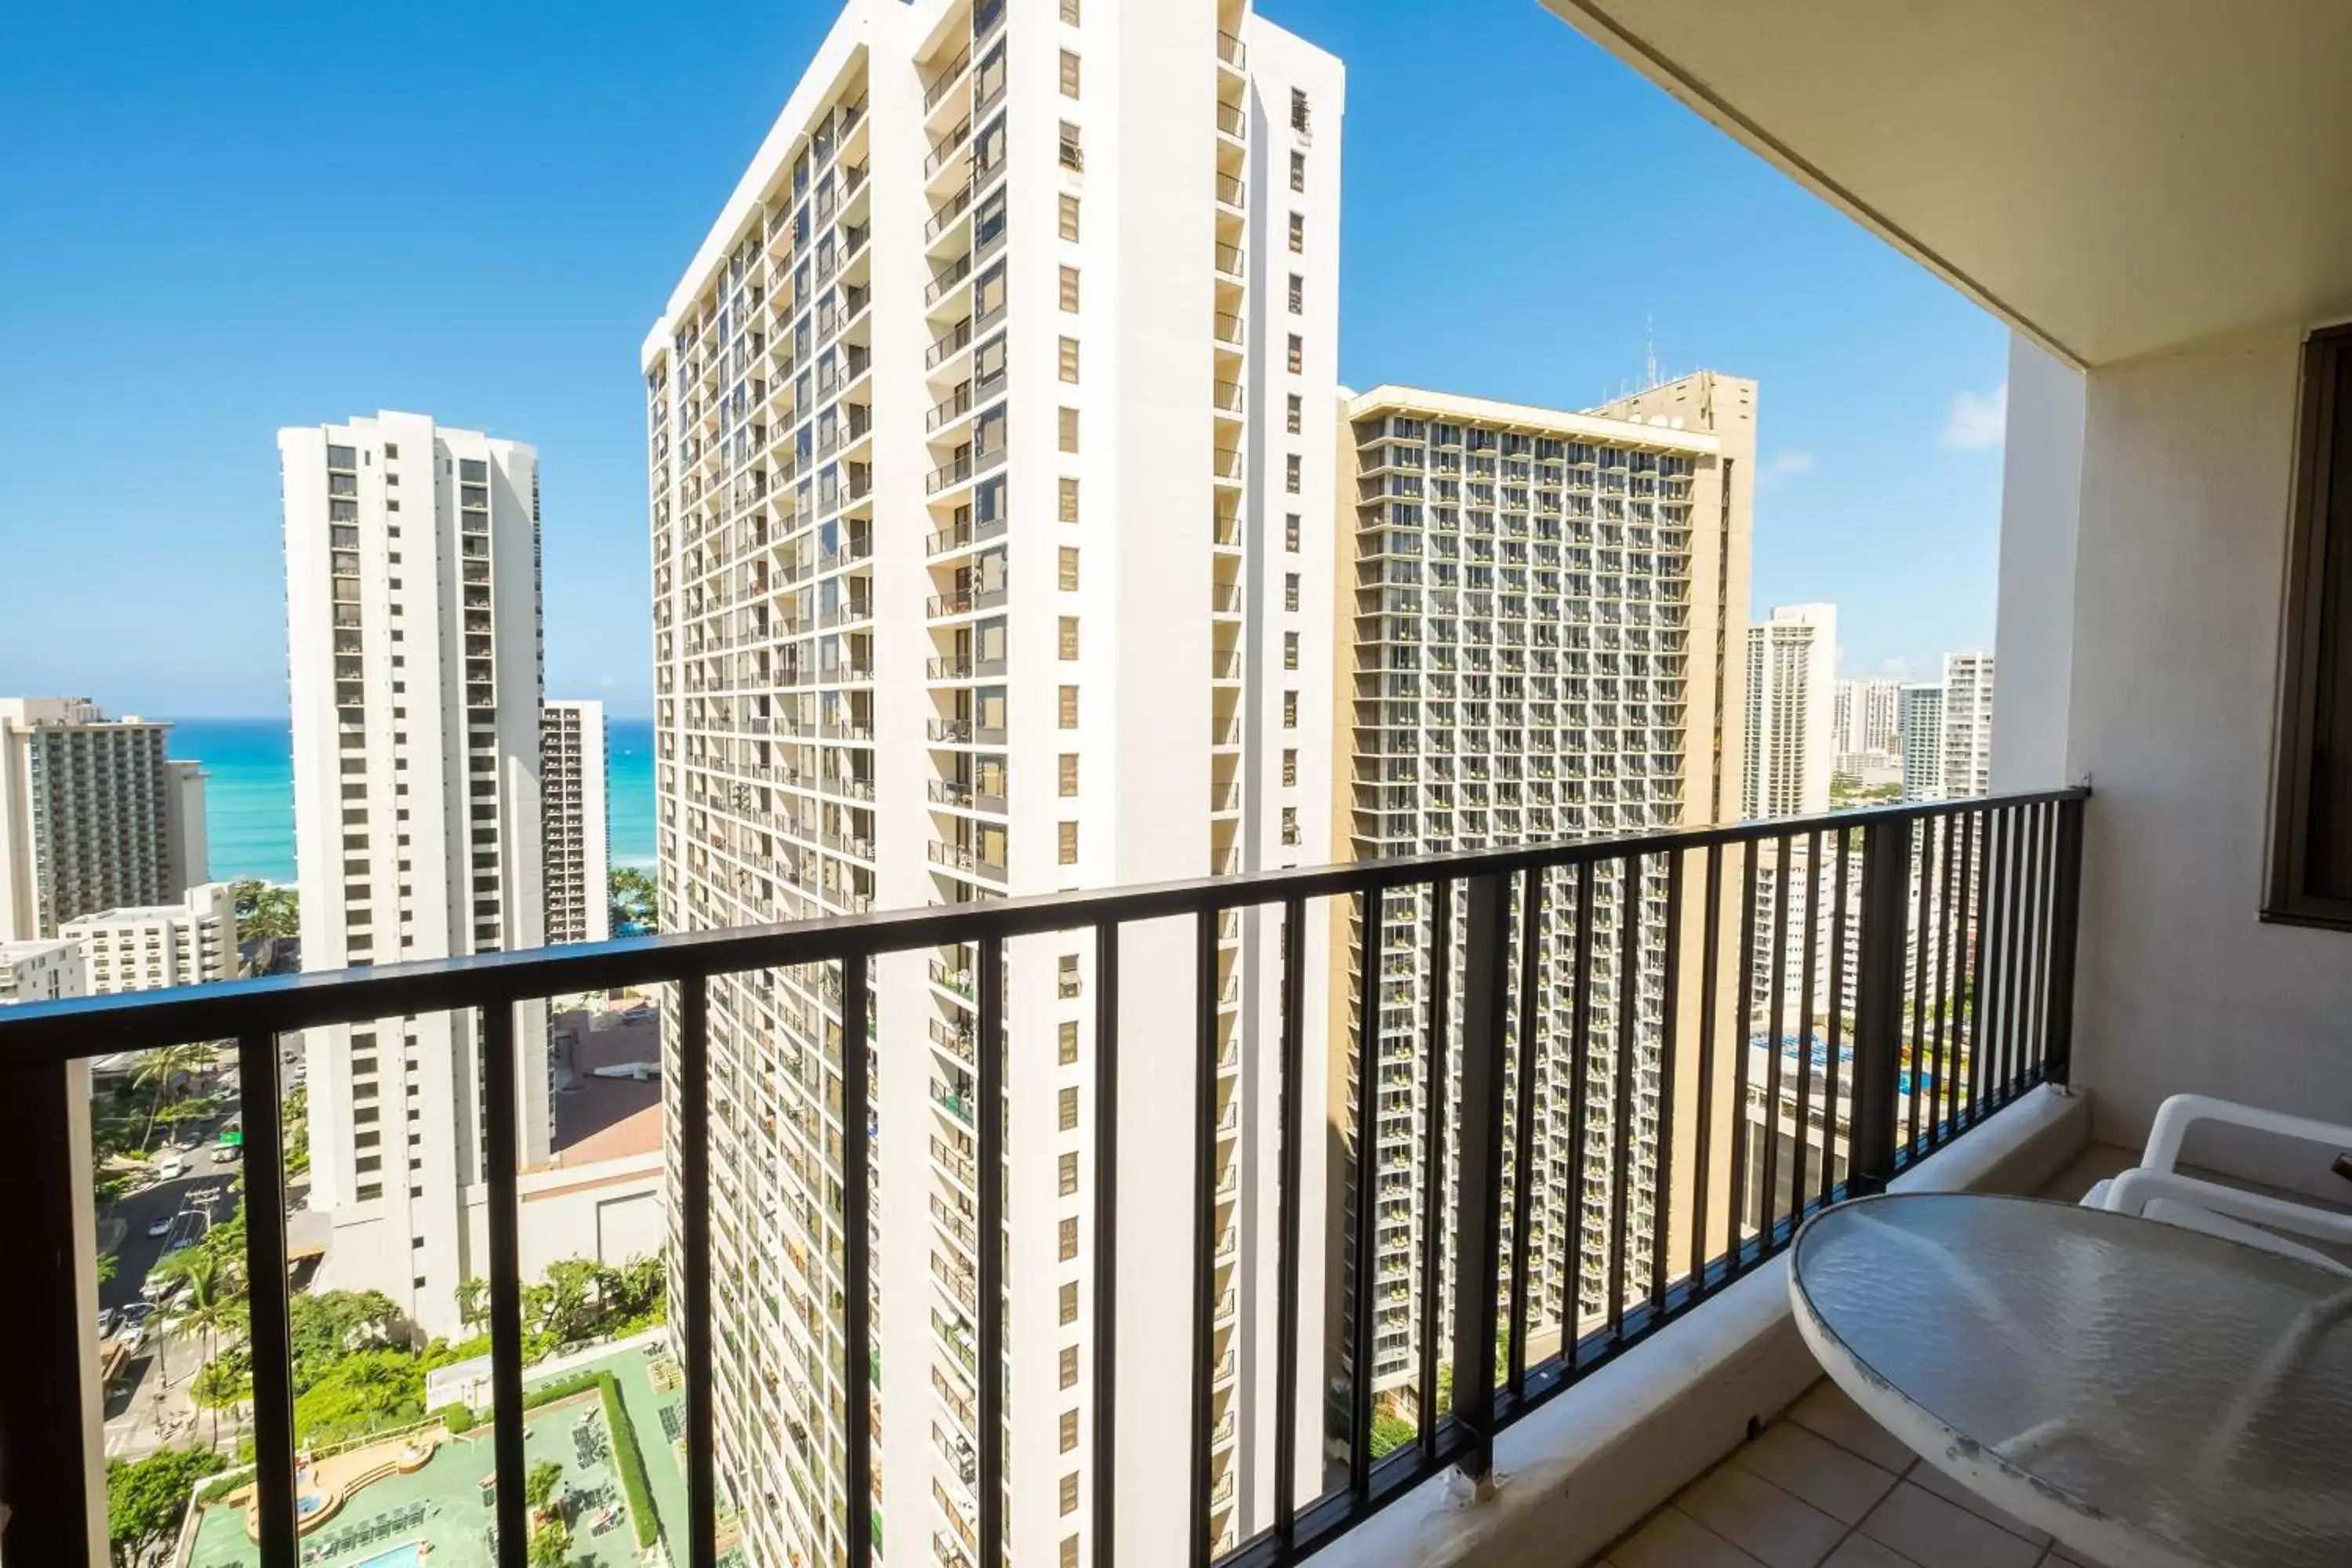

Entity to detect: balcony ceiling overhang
[1541,0,2352,368]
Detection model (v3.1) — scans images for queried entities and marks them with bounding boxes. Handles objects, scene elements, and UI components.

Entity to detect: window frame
[2267,322,2352,929]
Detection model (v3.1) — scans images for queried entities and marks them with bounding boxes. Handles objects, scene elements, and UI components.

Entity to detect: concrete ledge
[1316,1086,2092,1568]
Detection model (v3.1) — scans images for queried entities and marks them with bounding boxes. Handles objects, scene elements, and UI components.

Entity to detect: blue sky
[0,0,2008,719]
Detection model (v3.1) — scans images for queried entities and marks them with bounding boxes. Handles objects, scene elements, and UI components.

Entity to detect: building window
[1059,1149,1080,1196]
[2271,321,2352,925]
[1060,753,1080,796]
[1288,273,1304,314]
[1058,120,1084,172]
[1287,393,1302,434]
[1058,953,1083,996]
[1059,1018,1080,1064]
[1060,546,1081,590]
[1059,821,1079,864]
[1289,212,1305,252]
[1062,1537,1080,1568]
[1060,1471,1080,1515]
[1290,149,1306,192]
[1060,1345,1080,1388]
[1059,264,1081,312]
[1061,1280,1080,1323]
[1058,1215,1079,1260]
[1059,193,1082,241]
[1291,87,1311,133]
[1059,616,1080,659]
[1286,514,1301,552]
[1060,685,1080,728]
[1287,333,1304,374]
[1285,572,1301,612]
[1284,631,1299,670]
[1059,336,1081,382]
[1060,1407,1080,1451]
[1059,476,1081,522]
[1060,406,1080,452]
[1283,747,1298,787]
[1061,0,1080,20]
[1059,1086,1080,1131]
[1286,453,1302,493]
[1283,691,1298,728]
[1282,806,1301,847]
[1059,49,1081,96]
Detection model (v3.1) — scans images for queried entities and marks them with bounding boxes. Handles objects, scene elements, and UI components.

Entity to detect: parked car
[97,1308,117,1340]
[118,1325,146,1354]
[211,1145,239,1164]
[146,1216,174,1239]
[154,1156,185,1180]
[118,1301,154,1326]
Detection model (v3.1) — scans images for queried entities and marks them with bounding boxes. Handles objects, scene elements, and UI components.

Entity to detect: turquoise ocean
[167,717,656,885]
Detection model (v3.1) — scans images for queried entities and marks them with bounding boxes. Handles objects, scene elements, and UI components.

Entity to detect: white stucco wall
[1990,334,2085,792]
[2063,328,2352,1145]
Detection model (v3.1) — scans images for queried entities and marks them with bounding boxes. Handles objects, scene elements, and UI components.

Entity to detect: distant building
[0,937,85,1004]
[1900,683,1947,800]
[1941,651,1996,800]
[1831,677,1903,757]
[164,760,210,890]
[1744,604,1837,818]
[281,410,550,1338]
[541,700,612,945]
[0,698,205,941]
[60,883,237,995]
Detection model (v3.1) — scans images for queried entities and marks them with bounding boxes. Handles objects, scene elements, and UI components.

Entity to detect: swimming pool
[354,1545,423,1568]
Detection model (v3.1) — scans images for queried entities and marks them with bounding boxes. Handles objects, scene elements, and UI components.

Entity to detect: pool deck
[187,1344,694,1568]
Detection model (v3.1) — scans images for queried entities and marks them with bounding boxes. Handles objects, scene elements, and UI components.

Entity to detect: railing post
[1449,873,1512,1486]
[2044,796,2086,1087]
[0,1056,101,1568]
[1849,818,1914,1196]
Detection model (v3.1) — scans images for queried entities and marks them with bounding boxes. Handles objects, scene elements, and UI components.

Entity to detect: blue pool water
[354,1544,423,1568]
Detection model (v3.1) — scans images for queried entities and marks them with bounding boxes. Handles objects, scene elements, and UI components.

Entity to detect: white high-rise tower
[641,3,1342,1563]
[1743,604,1836,819]
[280,412,549,1337]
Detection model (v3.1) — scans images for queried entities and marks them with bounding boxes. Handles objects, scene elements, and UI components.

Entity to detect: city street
[100,1164,237,1314]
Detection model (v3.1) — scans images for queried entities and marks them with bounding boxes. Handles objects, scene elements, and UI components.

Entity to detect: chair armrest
[2141,1093,2352,1176]
[2106,1167,2352,1247]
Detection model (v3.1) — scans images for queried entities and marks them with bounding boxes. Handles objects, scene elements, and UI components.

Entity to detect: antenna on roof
[1644,314,1659,391]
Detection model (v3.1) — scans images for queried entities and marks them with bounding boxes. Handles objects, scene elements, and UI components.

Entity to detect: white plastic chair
[2085,1094,2352,1276]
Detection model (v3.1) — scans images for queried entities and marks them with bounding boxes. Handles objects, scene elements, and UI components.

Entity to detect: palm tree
[132,1041,222,1153]
[177,1251,230,1450]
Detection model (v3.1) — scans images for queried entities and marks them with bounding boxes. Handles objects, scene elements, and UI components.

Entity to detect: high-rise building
[541,699,612,945]
[60,882,237,994]
[1900,682,1947,800]
[1743,604,1836,819]
[0,698,205,942]
[1831,676,1902,757]
[1940,650,1995,800]
[1337,371,1753,1377]
[164,760,210,891]
[0,938,85,1004]
[641,3,1341,1563]
[280,412,550,1337]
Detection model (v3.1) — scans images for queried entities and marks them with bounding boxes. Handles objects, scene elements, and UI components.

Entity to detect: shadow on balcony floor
[1584,1145,2139,1568]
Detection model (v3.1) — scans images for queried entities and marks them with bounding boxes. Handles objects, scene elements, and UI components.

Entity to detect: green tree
[292,1348,428,1446]
[107,1444,227,1567]
[98,1250,119,1285]
[457,1276,491,1334]
[529,1515,574,1568]
[176,1252,234,1449]
[282,1083,310,1177]
[287,1290,405,1391]
[132,1041,221,1152]
[608,866,658,929]
[229,878,299,941]
[524,1459,564,1512]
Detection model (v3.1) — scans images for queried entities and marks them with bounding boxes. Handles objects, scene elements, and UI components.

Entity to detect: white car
[146,1216,174,1239]
[155,1157,186,1181]
[118,1325,147,1354]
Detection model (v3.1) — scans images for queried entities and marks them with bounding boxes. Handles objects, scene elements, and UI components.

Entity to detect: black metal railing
[0,789,2083,1568]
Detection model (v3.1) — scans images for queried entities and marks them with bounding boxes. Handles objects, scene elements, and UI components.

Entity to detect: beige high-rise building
[0,699,206,942]
[60,882,237,995]
[541,699,612,945]
[1744,604,1836,820]
[1334,371,1752,1389]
